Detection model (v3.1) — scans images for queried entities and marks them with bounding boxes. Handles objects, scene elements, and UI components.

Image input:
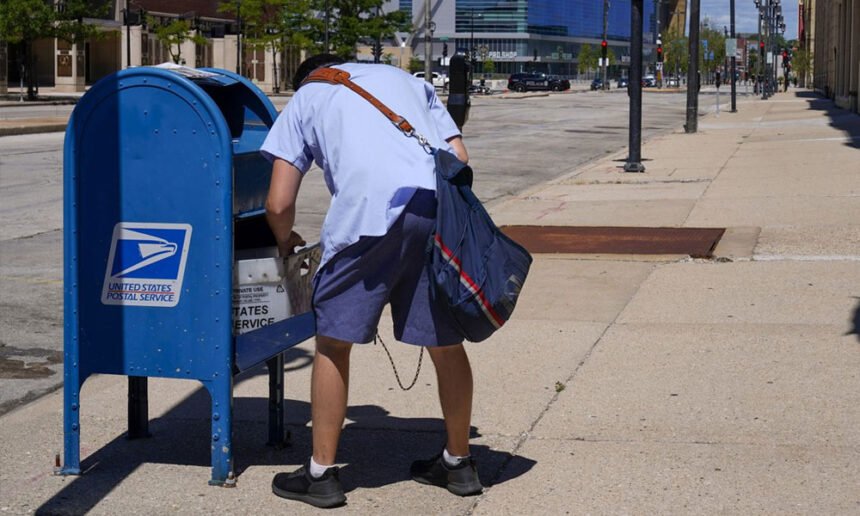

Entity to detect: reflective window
[451,0,653,41]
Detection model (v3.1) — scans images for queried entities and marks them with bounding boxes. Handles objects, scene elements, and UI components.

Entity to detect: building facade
[396,0,658,76]
[1,0,295,95]
[811,0,860,113]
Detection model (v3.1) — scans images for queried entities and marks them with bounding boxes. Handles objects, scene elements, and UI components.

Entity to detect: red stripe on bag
[435,235,505,329]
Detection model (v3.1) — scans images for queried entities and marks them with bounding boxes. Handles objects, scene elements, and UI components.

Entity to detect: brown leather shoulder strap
[303,68,415,135]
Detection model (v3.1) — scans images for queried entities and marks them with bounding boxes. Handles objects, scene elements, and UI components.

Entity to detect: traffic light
[442,43,448,59]
[601,40,608,62]
[657,43,663,63]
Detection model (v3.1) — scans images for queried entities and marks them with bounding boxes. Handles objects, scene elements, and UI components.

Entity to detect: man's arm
[446,136,469,163]
[265,158,306,256]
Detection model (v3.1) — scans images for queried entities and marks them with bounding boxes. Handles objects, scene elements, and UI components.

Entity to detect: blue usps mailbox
[61,66,315,485]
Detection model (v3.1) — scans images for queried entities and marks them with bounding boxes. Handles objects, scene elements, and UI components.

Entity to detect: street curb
[0,123,67,136]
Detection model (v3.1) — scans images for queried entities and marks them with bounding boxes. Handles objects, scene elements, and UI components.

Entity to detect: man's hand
[278,231,306,257]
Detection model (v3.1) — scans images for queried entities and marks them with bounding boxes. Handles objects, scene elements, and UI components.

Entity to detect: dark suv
[508,73,570,92]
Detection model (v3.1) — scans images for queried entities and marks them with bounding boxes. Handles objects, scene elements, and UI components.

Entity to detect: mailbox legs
[60,373,84,475]
[127,376,151,439]
[206,377,235,486]
[266,353,289,448]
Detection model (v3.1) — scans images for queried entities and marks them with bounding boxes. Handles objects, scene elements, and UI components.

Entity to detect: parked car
[642,74,657,87]
[665,76,680,87]
[590,77,604,90]
[413,71,449,90]
[508,73,570,92]
[616,77,629,88]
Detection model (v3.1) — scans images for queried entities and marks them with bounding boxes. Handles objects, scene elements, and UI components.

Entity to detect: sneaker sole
[272,484,346,508]
[411,474,483,497]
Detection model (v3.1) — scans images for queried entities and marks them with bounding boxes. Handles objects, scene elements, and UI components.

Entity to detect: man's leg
[312,335,353,465]
[411,343,482,496]
[271,334,351,508]
[427,344,473,456]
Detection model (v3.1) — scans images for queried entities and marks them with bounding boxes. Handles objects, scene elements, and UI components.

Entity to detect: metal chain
[374,333,423,391]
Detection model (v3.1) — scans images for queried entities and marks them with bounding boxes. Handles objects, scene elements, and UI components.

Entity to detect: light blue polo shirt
[260,63,461,267]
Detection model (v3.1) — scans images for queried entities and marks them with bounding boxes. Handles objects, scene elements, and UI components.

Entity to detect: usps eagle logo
[101,223,192,307]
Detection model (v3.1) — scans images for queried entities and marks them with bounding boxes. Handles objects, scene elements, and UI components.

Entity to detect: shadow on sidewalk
[849,297,860,343]
[794,91,860,149]
[36,348,534,514]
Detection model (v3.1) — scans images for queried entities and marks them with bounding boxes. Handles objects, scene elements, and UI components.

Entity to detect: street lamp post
[470,9,482,81]
[470,8,475,68]
[624,0,645,172]
[755,0,783,99]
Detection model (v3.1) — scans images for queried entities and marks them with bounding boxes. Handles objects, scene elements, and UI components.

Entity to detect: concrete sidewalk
[1,90,859,514]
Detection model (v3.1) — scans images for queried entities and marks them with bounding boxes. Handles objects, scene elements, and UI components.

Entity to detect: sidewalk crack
[467,268,657,513]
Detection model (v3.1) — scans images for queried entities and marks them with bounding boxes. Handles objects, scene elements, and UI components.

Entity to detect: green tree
[0,0,105,100]
[408,55,423,73]
[699,19,726,77]
[148,17,207,64]
[791,48,811,86]
[606,47,616,66]
[483,57,495,75]
[219,0,319,89]
[665,29,688,76]
[577,43,596,74]
[322,0,410,59]
[747,47,759,77]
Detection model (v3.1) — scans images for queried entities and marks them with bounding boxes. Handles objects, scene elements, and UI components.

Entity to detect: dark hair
[292,54,346,91]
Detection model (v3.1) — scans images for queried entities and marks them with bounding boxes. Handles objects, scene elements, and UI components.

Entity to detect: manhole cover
[501,226,725,258]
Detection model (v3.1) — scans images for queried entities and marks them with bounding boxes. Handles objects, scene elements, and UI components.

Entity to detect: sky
[696,0,799,40]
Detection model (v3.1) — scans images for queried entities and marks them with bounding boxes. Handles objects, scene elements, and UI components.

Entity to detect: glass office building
[399,0,656,76]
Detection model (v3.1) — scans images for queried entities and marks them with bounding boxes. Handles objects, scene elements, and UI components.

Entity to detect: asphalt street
[0,89,712,415]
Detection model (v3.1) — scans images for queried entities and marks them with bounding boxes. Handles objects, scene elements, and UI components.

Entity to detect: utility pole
[730,0,737,112]
[124,0,131,69]
[684,0,701,133]
[236,0,242,74]
[424,0,431,84]
[602,0,609,90]
[624,0,645,172]
[324,0,329,53]
[655,0,662,88]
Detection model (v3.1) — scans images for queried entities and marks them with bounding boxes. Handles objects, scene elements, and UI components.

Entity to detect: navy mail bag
[429,149,532,341]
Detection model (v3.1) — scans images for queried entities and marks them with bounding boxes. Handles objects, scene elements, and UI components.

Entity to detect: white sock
[443,448,469,467]
[309,456,332,478]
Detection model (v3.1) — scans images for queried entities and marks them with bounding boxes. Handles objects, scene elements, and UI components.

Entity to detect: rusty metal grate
[501,226,726,258]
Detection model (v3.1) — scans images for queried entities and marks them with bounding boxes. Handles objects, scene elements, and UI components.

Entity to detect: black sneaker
[410,453,483,496]
[272,462,346,509]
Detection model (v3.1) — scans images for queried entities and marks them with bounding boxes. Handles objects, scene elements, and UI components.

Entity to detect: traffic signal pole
[602,0,609,90]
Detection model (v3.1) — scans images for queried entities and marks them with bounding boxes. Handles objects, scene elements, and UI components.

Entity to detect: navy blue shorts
[312,189,463,347]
